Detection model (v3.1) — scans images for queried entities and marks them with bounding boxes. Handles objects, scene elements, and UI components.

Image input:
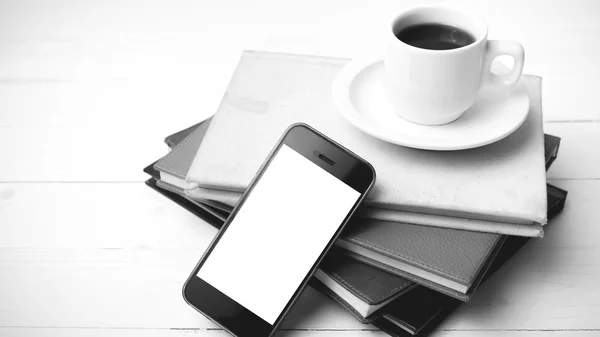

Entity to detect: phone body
[182,123,375,337]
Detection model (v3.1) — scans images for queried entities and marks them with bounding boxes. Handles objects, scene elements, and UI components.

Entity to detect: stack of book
[143,51,568,336]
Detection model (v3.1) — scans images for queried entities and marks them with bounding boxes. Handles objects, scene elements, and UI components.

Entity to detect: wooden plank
[1,0,599,123]
[0,184,365,330]
[544,122,600,180]
[0,122,598,182]
[0,248,367,330]
[0,180,598,331]
[0,329,598,337]
[0,125,171,182]
[0,329,238,337]
[0,79,216,129]
[0,183,219,249]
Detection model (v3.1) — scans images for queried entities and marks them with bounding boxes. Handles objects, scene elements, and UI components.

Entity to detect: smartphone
[182,123,375,337]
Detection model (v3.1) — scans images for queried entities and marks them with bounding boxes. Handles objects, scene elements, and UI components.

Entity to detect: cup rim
[389,5,489,54]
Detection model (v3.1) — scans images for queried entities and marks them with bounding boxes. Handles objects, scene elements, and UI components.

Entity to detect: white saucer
[332,59,530,151]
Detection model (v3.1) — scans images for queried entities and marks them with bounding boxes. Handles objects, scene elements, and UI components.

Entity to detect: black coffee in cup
[395,23,476,50]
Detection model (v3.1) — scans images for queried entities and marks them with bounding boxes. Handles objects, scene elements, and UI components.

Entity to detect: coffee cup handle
[481,40,525,88]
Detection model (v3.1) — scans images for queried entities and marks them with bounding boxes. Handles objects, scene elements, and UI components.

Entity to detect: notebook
[185,51,547,237]
[153,118,212,191]
[146,162,566,334]
[145,125,565,331]
[156,118,495,301]
[165,122,202,149]
[315,250,415,319]
[156,118,556,302]
[146,122,564,334]
[181,136,562,217]
[316,139,563,323]
[144,171,567,336]
[143,162,228,225]
[339,221,504,301]
[544,134,560,170]
[374,183,567,336]
[336,130,560,301]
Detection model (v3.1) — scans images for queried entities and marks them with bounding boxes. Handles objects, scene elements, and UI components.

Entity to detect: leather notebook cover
[144,162,227,227]
[313,184,567,335]
[156,179,233,214]
[153,118,212,185]
[376,284,453,335]
[544,134,560,170]
[145,177,227,227]
[163,133,558,214]
[374,183,567,336]
[164,122,202,148]
[339,222,505,301]
[320,250,414,306]
[315,249,415,321]
[186,51,547,237]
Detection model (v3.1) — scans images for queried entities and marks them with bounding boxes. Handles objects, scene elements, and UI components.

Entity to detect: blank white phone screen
[197,144,361,324]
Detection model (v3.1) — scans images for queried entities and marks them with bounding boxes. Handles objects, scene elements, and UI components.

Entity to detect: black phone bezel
[182,123,376,337]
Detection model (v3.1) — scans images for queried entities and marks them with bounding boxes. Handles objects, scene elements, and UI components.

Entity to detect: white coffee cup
[385,5,525,125]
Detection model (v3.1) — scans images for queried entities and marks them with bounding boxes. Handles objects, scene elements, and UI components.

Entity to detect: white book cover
[186,51,547,237]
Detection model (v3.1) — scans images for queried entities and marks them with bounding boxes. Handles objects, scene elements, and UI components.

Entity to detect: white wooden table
[1,1,599,336]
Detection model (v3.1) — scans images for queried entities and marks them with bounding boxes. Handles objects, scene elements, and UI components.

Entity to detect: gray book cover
[186,51,547,236]
[153,118,212,188]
